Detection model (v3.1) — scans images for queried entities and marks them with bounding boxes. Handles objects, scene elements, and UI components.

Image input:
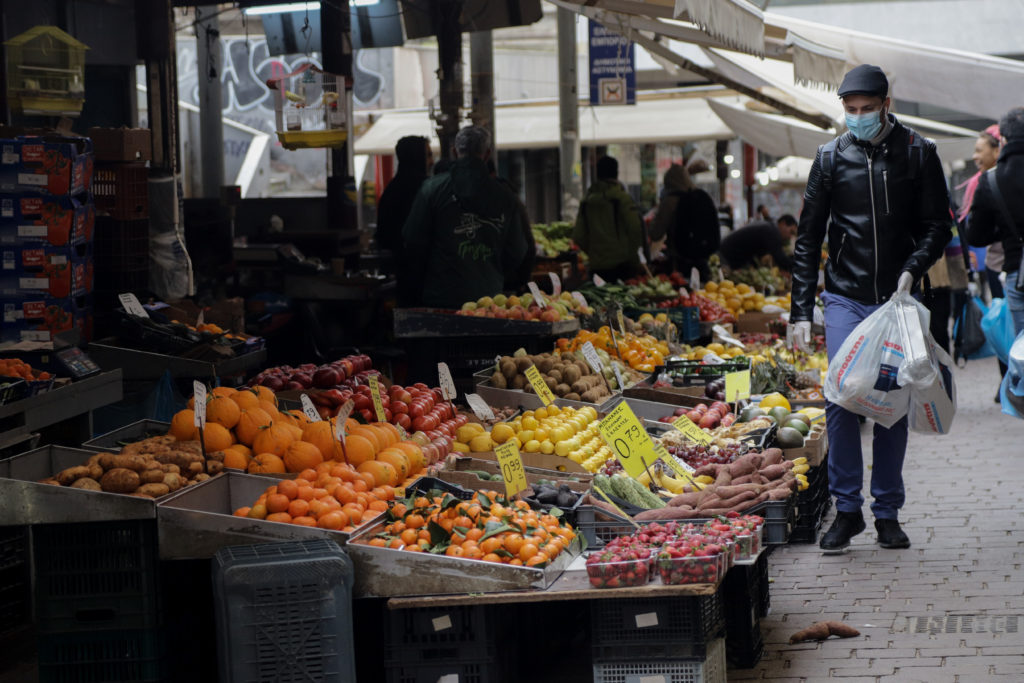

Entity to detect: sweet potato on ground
[789,621,860,643]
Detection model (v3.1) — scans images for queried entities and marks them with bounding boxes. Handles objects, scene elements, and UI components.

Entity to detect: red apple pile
[250,354,375,392]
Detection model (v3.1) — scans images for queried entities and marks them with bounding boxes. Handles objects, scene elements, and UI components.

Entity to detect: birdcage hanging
[4,26,88,117]
[268,63,347,150]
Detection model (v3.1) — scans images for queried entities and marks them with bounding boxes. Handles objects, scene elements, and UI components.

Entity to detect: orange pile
[558,327,668,373]
[0,358,52,381]
[232,461,399,531]
[168,386,427,486]
[364,490,576,567]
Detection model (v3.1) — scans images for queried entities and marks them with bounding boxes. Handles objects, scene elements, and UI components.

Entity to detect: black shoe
[875,519,911,549]
[820,511,866,553]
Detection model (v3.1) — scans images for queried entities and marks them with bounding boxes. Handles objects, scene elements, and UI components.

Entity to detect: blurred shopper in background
[719,216,796,271]
[648,163,720,281]
[573,156,642,282]
[377,136,432,255]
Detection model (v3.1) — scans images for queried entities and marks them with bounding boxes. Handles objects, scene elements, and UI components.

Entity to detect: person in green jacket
[573,156,643,282]
[401,126,529,309]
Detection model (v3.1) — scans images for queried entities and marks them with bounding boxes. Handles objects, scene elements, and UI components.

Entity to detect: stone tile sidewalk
[729,359,1024,682]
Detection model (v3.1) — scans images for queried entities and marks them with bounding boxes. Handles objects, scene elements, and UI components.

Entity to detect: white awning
[355,96,735,155]
[706,98,833,159]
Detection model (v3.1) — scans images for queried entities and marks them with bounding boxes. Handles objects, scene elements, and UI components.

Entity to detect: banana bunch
[791,457,810,490]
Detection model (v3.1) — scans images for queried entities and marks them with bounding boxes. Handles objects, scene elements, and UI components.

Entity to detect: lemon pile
[452,405,611,471]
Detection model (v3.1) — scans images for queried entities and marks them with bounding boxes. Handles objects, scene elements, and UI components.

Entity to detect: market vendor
[788,64,951,553]
[401,126,529,309]
[718,216,796,272]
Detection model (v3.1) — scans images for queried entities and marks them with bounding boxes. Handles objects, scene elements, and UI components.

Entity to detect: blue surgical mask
[846,109,885,141]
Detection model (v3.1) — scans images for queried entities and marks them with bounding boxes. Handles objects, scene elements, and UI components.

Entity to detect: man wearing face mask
[788,64,951,553]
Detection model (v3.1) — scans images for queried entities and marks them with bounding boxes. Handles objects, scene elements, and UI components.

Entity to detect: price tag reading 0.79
[598,401,660,479]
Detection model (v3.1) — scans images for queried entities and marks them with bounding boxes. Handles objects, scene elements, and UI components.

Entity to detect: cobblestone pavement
[728,359,1024,682]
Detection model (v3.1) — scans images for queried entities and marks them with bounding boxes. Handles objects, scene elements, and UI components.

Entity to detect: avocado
[787,413,811,428]
[465,470,492,481]
[776,427,805,449]
[491,474,504,483]
[739,406,766,423]
[784,419,810,436]
[768,406,791,424]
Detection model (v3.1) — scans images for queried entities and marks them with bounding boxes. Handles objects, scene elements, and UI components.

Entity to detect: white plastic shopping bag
[909,340,957,435]
[824,296,913,428]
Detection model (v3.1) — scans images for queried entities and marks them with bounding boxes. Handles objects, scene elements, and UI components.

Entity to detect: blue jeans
[821,291,908,520]
[1005,271,1024,337]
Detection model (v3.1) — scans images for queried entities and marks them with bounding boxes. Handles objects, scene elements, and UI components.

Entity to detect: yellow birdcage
[5,26,87,116]
[268,63,347,150]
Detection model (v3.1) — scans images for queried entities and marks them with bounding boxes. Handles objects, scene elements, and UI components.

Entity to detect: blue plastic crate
[213,538,356,683]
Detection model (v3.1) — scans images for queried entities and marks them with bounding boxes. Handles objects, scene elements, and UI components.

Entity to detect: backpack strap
[985,166,1022,241]
[819,138,838,191]
[906,132,924,182]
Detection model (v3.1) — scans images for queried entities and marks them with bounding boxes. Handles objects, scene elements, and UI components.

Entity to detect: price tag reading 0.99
[494,441,529,498]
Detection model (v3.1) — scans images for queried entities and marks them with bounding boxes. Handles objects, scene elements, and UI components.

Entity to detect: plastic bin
[33,519,161,634]
[586,554,653,589]
[385,659,500,683]
[37,627,166,683]
[385,604,498,664]
[592,636,726,683]
[0,377,28,405]
[213,539,356,683]
[722,555,768,668]
[93,163,149,220]
[0,526,30,635]
[590,594,724,661]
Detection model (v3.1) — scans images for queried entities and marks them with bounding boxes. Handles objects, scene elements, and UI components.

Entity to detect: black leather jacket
[790,116,952,322]
[965,140,1024,274]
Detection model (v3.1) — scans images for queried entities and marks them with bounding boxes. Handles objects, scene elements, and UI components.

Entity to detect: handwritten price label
[524,365,556,406]
[671,415,713,446]
[300,394,322,422]
[549,272,562,296]
[465,393,495,421]
[612,363,625,392]
[192,382,207,428]
[581,341,604,375]
[527,281,548,308]
[599,400,661,479]
[437,362,457,401]
[616,309,626,335]
[119,293,149,318]
[334,399,354,445]
[725,369,751,402]
[368,376,386,422]
[494,441,529,498]
[593,273,607,287]
[572,291,589,309]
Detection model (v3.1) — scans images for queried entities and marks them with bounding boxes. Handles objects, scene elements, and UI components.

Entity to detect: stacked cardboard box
[0,134,94,342]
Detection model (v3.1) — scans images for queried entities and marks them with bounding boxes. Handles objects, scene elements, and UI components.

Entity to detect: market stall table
[86,343,266,382]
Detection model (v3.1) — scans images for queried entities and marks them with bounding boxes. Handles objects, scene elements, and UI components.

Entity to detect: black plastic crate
[212,539,356,683]
[385,658,500,683]
[750,496,796,545]
[93,162,149,220]
[94,216,149,269]
[34,520,161,634]
[404,477,475,501]
[590,594,724,657]
[0,563,30,634]
[726,627,765,669]
[593,637,727,683]
[37,627,166,683]
[385,604,497,663]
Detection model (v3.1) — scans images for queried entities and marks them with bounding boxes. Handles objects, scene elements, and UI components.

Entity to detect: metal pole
[195,6,223,198]
[435,0,464,160]
[557,7,582,222]
[322,0,353,230]
[469,30,495,153]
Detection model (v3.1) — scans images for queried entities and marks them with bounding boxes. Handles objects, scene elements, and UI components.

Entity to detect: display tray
[472,368,621,412]
[0,445,156,524]
[782,426,827,467]
[87,343,266,381]
[394,308,579,339]
[81,420,171,452]
[346,521,583,598]
[622,383,709,409]
[155,471,380,559]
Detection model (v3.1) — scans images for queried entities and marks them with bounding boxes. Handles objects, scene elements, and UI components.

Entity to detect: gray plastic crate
[213,539,356,683]
[593,636,726,683]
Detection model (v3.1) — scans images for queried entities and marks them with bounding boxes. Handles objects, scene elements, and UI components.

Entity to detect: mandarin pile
[365,489,576,566]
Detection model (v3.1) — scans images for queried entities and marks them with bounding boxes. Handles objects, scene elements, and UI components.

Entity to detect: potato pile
[491,352,612,404]
[41,436,224,498]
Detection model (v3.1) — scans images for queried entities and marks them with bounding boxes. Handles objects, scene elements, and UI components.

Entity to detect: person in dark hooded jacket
[402,126,528,309]
[649,163,720,280]
[376,136,432,254]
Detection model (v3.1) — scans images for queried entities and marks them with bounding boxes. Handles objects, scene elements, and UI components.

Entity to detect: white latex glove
[896,271,913,296]
[788,320,812,353]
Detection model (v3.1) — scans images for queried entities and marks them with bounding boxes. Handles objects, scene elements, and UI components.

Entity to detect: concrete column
[195,6,223,198]
[470,30,495,153]
[557,8,582,221]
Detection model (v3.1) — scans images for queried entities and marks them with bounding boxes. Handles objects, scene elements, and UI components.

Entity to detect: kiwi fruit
[514,356,532,373]
[500,359,517,380]
[555,383,571,397]
[511,375,527,390]
[548,369,562,384]
[491,371,507,389]
[562,365,581,385]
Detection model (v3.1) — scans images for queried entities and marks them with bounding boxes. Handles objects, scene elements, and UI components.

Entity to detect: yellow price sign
[524,365,556,406]
[725,370,751,402]
[599,401,661,479]
[494,441,529,498]
[368,375,386,422]
[671,415,713,446]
